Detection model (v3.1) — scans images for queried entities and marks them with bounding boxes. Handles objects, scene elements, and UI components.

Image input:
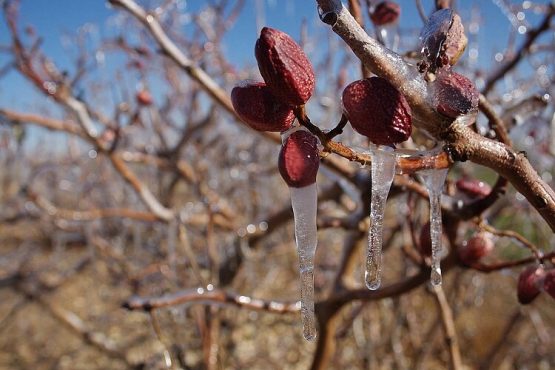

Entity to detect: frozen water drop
[419,168,448,286]
[290,183,318,341]
[365,146,396,290]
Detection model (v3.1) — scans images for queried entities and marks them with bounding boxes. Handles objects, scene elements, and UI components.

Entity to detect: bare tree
[0,0,554,369]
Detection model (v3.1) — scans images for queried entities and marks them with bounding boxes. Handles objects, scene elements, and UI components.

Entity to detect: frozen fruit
[136,89,153,106]
[420,9,467,70]
[370,1,401,26]
[255,27,315,106]
[432,70,478,118]
[517,265,544,304]
[342,77,412,145]
[458,232,494,266]
[231,81,295,132]
[279,130,319,188]
[543,269,555,300]
[456,178,492,199]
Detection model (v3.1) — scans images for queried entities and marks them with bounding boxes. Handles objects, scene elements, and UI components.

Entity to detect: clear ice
[419,168,448,286]
[366,146,396,290]
[419,8,453,65]
[290,183,318,341]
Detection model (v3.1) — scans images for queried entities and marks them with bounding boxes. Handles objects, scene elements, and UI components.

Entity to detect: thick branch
[315,0,555,231]
[446,124,555,232]
[315,0,450,136]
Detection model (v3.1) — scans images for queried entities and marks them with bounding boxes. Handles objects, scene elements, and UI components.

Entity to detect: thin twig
[433,285,463,370]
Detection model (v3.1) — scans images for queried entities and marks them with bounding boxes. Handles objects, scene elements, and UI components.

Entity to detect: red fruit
[456,178,492,199]
[517,265,544,304]
[418,222,432,257]
[370,1,401,26]
[255,27,315,106]
[278,130,319,188]
[420,9,467,69]
[458,232,494,266]
[432,70,478,118]
[231,82,295,132]
[342,77,412,146]
[543,269,555,300]
[136,89,153,106]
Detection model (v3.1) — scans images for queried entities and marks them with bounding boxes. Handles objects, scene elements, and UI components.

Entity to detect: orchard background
[0,0,554,369]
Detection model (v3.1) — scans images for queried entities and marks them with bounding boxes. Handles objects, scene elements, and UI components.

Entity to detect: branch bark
[315,0,555,231]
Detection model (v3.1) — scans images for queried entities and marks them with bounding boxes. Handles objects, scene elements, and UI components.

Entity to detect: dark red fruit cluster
[278,130,320,188]
[342,77,412,146]
[457,232,493,266]
[370,1,401,26]
[231,27,315,132]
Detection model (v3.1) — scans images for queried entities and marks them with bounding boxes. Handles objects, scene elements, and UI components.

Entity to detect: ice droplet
[419,168,448,286]
[366,146,396,290]
[290,183,318,341]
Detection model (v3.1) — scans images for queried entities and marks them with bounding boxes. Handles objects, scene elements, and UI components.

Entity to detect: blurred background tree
[0,0,554,369]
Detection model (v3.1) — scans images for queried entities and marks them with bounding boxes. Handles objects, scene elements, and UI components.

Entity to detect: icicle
[366,146,396,290]
[376,25,400,52]
[290,183,318,340]
[279,125,319,340]
[419,168,448,286]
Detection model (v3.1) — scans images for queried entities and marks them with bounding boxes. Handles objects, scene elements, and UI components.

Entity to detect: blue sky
[0,0,552,112]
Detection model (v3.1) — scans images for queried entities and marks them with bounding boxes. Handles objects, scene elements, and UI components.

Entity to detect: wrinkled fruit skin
[432,70,478,118]
[456,178,492,199]
[418,222,432,257]
[444,14,467,67]
[517,266,544,304]
[458,232,494,266]
[543,269,555,300]
[255,27,315,106]
[370,1,401,26]
[231,82,295,132]
[278,130,319,188]
[342,77,412,146]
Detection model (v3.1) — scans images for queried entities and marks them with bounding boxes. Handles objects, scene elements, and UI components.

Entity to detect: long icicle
[290,182,318,340]
[420,168,448,285]
[366,146,396,290]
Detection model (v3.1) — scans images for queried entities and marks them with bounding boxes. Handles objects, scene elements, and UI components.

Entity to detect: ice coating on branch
[419,168,448,286]
[290,183,318,341]
[366,146,396,290]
